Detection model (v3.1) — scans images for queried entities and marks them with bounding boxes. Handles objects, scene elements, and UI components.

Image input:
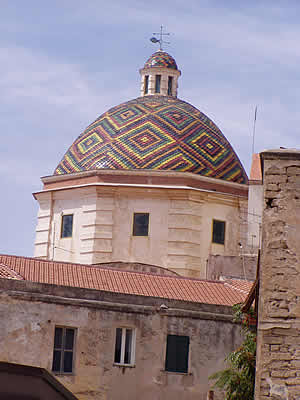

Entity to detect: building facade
[0,254,251,400]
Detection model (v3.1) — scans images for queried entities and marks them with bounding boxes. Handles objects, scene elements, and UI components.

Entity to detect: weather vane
[150,25,170,51]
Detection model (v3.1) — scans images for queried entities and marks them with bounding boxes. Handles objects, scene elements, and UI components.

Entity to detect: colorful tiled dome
[55,96,248,184]
[144,51,178,70]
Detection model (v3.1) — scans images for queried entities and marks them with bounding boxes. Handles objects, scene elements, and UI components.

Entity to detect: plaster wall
[200,195,248,273]
[112,188,169,267]
[207,254,257,281]
[0,281,242,400]
[34,185,246,278]
[247,182,263,250]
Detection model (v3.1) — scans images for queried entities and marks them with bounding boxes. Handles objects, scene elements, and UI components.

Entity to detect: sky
[1,0,300,256]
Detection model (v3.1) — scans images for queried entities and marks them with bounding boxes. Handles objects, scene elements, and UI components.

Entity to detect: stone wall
[255,149,300,399]
[0,279,242,400]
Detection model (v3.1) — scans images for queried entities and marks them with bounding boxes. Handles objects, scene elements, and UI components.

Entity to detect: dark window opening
[155,75,161,93]
[144,75,149,94]
[212,219,226,245]
[52,327,75,374]
[133,213,149,236]
[114,328,135,365]
[114,328,122,363]
[61,214,73,238]
[168,76,173,95]
[165,334,189,373]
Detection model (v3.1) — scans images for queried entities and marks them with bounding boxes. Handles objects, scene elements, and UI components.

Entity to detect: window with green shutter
[165,334,189,373]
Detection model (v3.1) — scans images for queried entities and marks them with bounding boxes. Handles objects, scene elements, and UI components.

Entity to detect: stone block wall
[255,149,300,399]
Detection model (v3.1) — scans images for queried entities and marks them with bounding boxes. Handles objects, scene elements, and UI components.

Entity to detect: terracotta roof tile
[223,279,254,295]
[0,263,24,280]
[0,254,251,306]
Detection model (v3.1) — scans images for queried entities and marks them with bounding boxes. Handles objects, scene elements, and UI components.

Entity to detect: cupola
[139,50,181,97]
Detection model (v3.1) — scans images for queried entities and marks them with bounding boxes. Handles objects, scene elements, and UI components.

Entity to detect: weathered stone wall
[0,279,242,400]
[255,149,300,399]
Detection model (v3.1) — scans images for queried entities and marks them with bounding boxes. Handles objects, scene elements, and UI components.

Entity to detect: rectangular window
[114,328,135,365]
[212,219,226,245]
[165,334,189,373]
[132,213,149,236]
[52,327,75,374]
[168,76,173,95]
[144,75,149,94]
[155,75,161,93]
[61,214,73,238]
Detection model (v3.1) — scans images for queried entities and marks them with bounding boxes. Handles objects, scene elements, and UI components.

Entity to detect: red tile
[0,254,251,306]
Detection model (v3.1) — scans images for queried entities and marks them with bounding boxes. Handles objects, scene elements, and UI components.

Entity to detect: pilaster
[167,192,204,278]
[34,192,53,259]
[80,188,114,264]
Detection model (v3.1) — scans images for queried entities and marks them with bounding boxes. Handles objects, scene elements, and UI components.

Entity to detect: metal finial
[150,25,170,51]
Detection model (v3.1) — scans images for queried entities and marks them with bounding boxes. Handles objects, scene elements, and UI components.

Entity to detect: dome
[144,51,178,70]
[55,96,248,184]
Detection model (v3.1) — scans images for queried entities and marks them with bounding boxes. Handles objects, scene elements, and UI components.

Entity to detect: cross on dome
[150,25,170,51]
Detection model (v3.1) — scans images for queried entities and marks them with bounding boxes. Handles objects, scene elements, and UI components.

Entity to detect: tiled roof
[0,263,24,280]
[54,95,248,184]
[144,51,178,70]
[223,279,253,295]
[0,254,252,307]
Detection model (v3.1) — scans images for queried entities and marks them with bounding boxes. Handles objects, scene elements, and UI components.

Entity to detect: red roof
[0,254,252,307]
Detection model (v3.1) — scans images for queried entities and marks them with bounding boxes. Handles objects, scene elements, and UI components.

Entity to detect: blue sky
[1,1,300,256]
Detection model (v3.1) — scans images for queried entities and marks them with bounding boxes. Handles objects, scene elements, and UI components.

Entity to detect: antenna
[251,106,258,155]
[150,25,170,50]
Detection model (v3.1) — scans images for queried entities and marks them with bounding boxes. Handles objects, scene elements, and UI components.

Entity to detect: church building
[33,49,249,279]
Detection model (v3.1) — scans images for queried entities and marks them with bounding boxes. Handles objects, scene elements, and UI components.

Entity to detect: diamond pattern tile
[55,96,248,184]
